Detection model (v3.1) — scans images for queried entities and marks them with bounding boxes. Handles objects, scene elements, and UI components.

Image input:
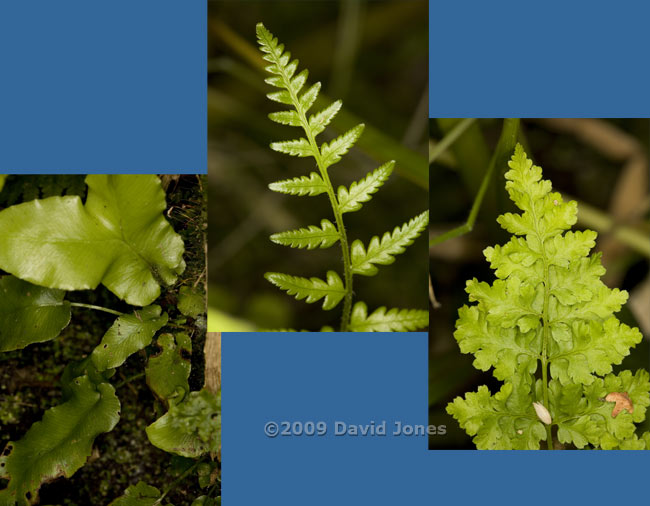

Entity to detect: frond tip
[265,271,346,310]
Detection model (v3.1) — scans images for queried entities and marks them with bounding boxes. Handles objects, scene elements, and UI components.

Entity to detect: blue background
[224,332,650,505]
[0,1,205,173]
[429,0,650,117]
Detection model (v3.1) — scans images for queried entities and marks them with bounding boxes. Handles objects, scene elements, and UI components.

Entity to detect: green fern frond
[320,124,365,169]
[268,172,327,197]
[257,23,427,331]
[351,211,429,276]
[338,161,394,214]
[270,219,339,249]
[349,302,429,332]
[264,271,345,310]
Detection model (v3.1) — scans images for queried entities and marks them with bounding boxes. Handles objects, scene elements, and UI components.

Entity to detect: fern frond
[351,211,429,276]
[299,82,321,113]
[320,124,365,169]
[309,100,342,136]
[270,138,313,157]
[268,110,301,126]
[265,271,345,310]
[338,161,394,214]
[268,173,327,197]
[349,302,428,332]
[270,219,339,250]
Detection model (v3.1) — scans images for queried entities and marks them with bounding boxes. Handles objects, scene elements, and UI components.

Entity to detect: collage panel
[0,175,219,503]
[429,119,650,449]
[207,0,429,333]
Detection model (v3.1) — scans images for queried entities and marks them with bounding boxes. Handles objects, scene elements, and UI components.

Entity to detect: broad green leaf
[178,286,205,318]
[270,219,339,250]
[0,276,71,351]
[0,175,185,307]
[146,332,192,405]
[348,302,428,332]
[146,389,220,458]
[265,271,345,310]
[446,380,547,450]
[0,175,6,193]
[108,481,161,506]
[0,376,120,505]
[91,305,168,371]
[308,100,342,136]
[337,161,394,214]
[270,138,313,157]
[320,124,364,169]
[268,172,327,197]
[351,211,429,276]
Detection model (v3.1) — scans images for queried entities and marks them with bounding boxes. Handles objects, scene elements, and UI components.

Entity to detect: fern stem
[302,124,354,331]
[529,189,554,450]
[69,302,124,317]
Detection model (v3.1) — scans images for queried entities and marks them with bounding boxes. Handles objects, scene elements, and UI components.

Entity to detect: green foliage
[91,306,168,371]
[108,481,161,506]
[146,332,192,405]
[0,175,185,307]
[257,23,428,331]
[0,175,6,193]
[447,144,649,449]
[0,277,71,352]
[0,175,216,503]
[147,389,221,458]
[178,286,206,319]
[0,376,120,505]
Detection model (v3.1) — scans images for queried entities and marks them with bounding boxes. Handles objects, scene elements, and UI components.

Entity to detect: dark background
[207,0,429,331]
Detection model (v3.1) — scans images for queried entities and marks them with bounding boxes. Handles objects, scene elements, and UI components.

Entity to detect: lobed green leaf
[320,124,364,169]
[270,137,313,157]
[348,302,428,332]
[268,172,327,197]
[108,482,161,506]
[264,271,345,310]
[337,161,394,214]
[351,211,429,276]
[146,332,192,406]
[270,219,339,250]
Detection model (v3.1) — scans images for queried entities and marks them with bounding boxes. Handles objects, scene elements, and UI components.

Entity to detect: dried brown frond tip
[605,391,634,417]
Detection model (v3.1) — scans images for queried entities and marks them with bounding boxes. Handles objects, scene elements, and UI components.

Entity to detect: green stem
[154,461,201,505]
[69,302,123,317]
[115,372,146,389]
[528,171,554,450]
[430,118,520,248]
[429,118,476,165]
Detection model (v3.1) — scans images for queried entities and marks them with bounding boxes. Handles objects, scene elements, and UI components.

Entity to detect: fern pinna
[447,144,649,450]
[256,23,428,332]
